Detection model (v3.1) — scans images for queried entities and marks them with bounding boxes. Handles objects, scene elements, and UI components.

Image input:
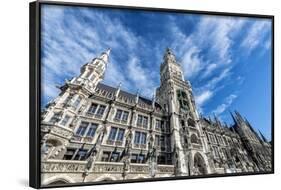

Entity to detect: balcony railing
[48,125,73,139]
[41,160,86,173]
[42,160,175,174]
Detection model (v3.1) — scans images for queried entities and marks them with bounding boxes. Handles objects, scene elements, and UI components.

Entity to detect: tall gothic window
[64,94,74,105]
[87,103,98,114]
[86,123,98,137]
[134,131,147,145]
[76,121,98,138]
[114,109,129,122]
[137,115,148,128]
[96,105,106,116]
[108,127,125,142]
[87,103,106,117]
[116,128,125,141]
[213,146,220,158]
[60,114,71,126]
[115,110,122,120]
[73,96,82,109]
[155,119,161,130]
[76,122,88,136]
[108,127,117,141]
[49,112,61,123]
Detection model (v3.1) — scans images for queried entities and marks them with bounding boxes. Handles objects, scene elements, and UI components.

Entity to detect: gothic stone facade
[40,49,272,186]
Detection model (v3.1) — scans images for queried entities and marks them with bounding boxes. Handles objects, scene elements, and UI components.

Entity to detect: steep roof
[93,83,163,111]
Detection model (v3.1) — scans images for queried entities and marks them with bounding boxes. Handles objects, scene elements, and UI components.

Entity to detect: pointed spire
[229,111,238,125]
[135,89,140,104]
[163,47,177,64]
[259,130,268,142]
[234,110,244,124]
[99,48,111,63]
[152,93,156,109]
[115,82,122,99]
[246,119,261,140]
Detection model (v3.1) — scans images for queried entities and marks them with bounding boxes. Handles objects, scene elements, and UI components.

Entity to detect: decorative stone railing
[130,164,149,173]
[42,160,86,173]
[42,160,175,175]
[93,162,124,173]
[48,125,73,139]
[157,165,174,173]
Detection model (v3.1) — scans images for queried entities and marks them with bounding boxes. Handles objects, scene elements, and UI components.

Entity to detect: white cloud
[126,57,157,97]
[168,16,245,113]
[41,5,156,104]
[171,16,246,80]
[212,94,238,115]
[241,20,271,54]
[195,90,213,107]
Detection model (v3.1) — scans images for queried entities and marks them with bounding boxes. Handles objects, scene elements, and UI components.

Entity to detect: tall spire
[152,92,156,109]
[99,48,111,63]
[115,82,122,99]
[163,47,177,65]
[135,89,140,104]
[234,110,245,125]
[259,130,268,142]
[229,111,238,125]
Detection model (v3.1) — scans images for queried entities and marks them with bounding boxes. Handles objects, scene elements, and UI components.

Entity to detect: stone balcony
[41,123,74,140]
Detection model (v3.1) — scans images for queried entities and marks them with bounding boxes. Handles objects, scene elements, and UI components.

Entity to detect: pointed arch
[42,175,75,185]
[193,152,207,175]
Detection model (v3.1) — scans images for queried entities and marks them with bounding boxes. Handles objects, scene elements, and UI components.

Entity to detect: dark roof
[94,83,163,111]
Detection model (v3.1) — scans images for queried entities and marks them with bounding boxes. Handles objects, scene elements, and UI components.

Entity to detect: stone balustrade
[41,160,86,173]
[42,160,175,175]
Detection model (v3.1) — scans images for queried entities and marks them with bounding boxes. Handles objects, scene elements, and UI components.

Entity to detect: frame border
[29,1,274,188]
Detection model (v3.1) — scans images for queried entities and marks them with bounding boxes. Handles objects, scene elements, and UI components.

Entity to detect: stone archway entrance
[48,179,68,185]
[193,153,207,175]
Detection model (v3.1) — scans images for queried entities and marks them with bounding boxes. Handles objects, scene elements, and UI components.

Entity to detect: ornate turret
[160,48,184,82]
[68,48,111,93]
[40,49,111,161]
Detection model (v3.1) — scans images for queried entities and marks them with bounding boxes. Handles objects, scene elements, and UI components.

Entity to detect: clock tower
[156,48,211,176]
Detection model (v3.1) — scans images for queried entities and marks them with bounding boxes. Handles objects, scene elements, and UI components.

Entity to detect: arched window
[193,153,207,175]
[191,134,199,144]
[188,118,196,127]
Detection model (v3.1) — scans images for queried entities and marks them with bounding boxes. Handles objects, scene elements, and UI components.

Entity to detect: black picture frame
[29,1,274,188]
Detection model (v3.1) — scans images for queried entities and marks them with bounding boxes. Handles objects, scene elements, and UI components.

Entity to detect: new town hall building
[40,48,272,185]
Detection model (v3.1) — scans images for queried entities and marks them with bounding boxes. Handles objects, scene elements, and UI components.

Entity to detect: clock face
[177,90,189,110]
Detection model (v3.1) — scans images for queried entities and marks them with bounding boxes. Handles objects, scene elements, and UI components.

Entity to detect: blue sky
[41,5,272,140]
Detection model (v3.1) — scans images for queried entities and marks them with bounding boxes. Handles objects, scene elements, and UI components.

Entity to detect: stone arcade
[40,48,271,185]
